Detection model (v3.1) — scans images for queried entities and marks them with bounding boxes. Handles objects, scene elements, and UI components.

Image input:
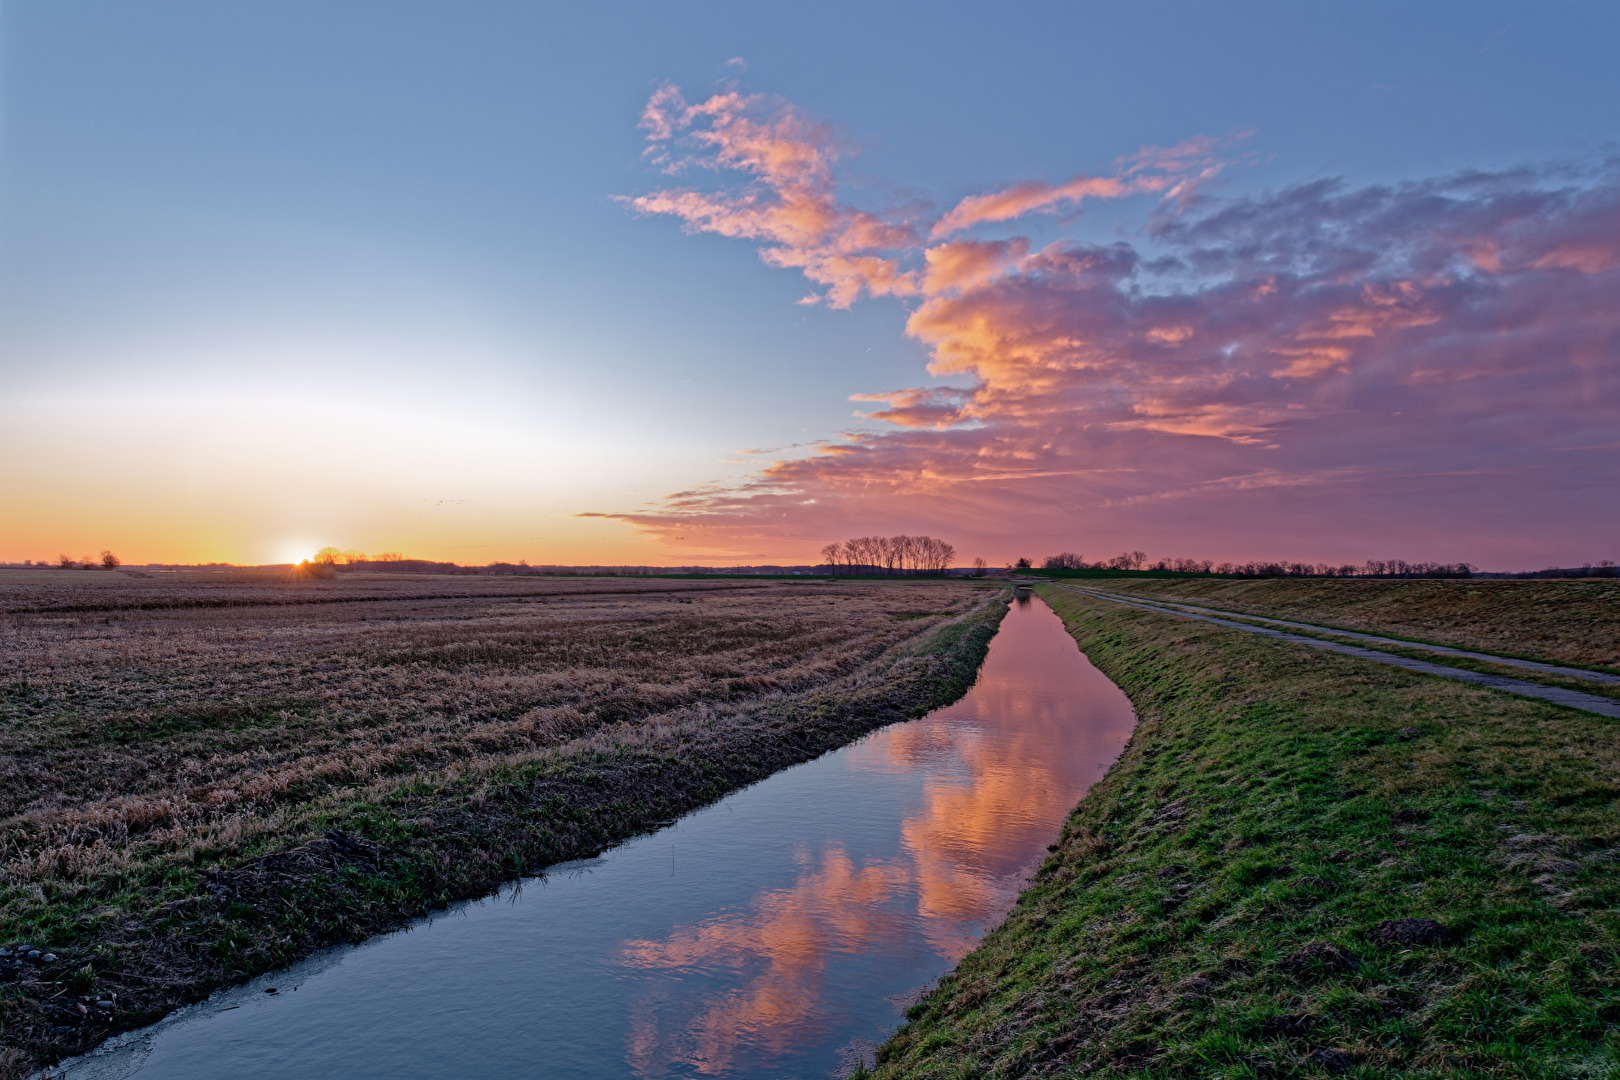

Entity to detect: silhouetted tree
[100,550,120,569]
[829,534,955,575]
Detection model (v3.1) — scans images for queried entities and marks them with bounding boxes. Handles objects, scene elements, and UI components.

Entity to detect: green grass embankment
[1046,583,1620,706]
[872,585,1620,1079]
[1095,577,1620,672]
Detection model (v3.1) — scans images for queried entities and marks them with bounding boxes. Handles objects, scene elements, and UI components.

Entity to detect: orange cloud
[622,86,919,308]
[929,135,1235,238]
[1532,243,1620,274]
[850,386,973,429]
[920,238,1030,293]
[931,175,1145,237]
[609,87,1620,566]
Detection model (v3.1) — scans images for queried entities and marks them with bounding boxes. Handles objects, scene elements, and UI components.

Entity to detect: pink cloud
[850,386,975,429]
[621,86,919,308]
[930,176,1146,238]
[611,86,1620,567]
[928,134,1239,238]
[920,239,1030,294]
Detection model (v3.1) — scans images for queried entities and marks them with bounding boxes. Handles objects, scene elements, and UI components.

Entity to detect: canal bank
[870,585,1620,1078]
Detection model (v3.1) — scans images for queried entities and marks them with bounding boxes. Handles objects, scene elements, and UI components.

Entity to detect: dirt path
[1078,588,1620,684]
[1049,583,1620,719]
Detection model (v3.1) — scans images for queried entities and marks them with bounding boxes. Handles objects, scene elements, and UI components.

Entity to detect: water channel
[54,594,1137,1080]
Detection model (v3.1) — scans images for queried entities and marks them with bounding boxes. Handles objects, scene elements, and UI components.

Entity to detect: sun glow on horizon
[277,543,321,566]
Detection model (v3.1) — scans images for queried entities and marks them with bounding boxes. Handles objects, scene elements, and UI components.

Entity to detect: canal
[53,594,1136,1079]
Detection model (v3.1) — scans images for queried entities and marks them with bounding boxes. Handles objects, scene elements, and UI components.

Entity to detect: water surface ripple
[56,595,1135,1080]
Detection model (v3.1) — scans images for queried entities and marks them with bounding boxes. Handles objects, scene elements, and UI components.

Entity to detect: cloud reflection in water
[616,597,1136,1077]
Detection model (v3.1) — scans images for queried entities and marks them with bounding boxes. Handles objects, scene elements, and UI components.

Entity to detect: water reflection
[55,596,1136,1080]
[620,845,912,1076]
[614,596,1136,1076]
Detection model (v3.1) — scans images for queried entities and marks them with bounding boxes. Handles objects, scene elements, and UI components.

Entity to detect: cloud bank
[607,85,1620,567]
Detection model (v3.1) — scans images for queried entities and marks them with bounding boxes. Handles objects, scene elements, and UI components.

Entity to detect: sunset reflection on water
[617,596,1136,1077]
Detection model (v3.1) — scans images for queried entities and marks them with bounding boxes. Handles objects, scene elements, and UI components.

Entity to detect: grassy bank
[0,575,1006,1078]
[872,585,1620,1078]
[1047,581,1620,707]
[1094,577,1620,671]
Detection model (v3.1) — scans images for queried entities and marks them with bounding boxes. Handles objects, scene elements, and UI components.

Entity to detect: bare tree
[100,550,121,569]
[834,534,955,576]
[842,537,867,573]
[917,536,954,573]
[819,542,844,571]
[972,556,987,577]
[58,554,74,569]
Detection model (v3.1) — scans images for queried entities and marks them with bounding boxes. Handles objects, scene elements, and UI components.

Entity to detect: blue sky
[2,2,1616,566]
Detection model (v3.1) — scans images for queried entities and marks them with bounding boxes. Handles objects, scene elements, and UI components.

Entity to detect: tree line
[820,535,956,576]
[50,551,121,569]
[1034,551,1478,578]
[1041,551,1146,571]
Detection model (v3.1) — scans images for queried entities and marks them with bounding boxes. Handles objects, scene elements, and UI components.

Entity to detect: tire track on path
[1076,587,1620,686]
[1039,582,1620,719]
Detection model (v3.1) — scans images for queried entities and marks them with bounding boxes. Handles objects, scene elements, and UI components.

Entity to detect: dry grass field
[0,569,1004,1076]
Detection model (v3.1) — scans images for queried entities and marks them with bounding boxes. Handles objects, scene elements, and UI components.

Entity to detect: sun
[277,542,318,566]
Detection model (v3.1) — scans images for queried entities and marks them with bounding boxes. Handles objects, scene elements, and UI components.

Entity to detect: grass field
[1040,579,1620,709]
[1095,577,1620,671]
[871,583,1620,1078]
[0,570,1004,1077]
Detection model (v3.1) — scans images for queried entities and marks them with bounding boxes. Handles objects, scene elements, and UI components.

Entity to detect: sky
[2,1,1616,569]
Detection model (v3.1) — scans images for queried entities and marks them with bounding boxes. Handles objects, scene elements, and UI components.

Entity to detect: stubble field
[0,569,1003,1076]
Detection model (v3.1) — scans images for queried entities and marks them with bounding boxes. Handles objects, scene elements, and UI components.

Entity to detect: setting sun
[276,543,320,567]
